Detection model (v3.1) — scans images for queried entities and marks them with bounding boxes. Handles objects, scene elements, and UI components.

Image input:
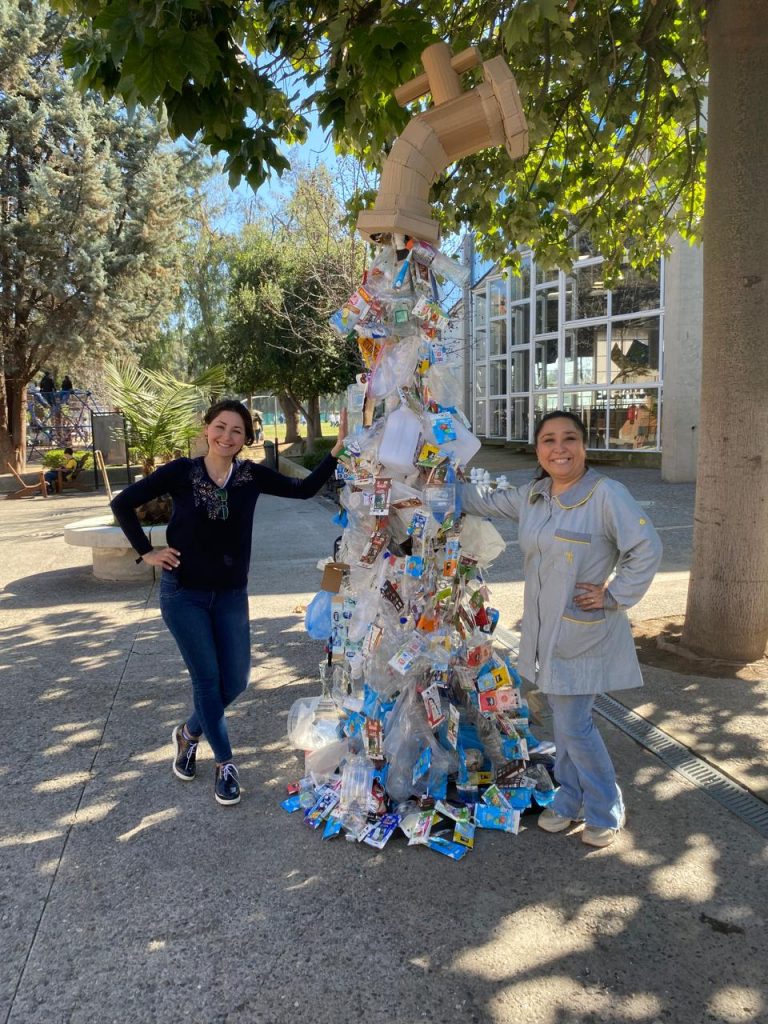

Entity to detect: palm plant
[104,359,227,476]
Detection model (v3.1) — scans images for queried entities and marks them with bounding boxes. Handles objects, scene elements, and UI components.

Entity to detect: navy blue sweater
[111,454,338,591]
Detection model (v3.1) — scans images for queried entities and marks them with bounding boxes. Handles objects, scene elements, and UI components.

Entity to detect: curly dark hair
[204,399,255,446]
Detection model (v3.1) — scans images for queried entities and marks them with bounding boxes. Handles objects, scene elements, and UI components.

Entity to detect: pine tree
[0,0,193,469]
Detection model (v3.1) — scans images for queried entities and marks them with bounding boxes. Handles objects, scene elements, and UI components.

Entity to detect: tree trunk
[278,392,301,442]
[304,394,321,453]
[683,1,768,660]
[312,399,323,439]
[6,380,27,472]
[0,376,14,470]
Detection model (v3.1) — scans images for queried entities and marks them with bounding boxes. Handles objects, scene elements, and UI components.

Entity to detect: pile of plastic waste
[281,236,554,859]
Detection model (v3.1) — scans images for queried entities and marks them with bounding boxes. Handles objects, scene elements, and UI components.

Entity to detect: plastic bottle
[407,240,471,288]
[339,755,374,815]
[377,404,422,476]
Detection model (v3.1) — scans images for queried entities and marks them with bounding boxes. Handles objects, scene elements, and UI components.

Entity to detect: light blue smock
[460,468,663,695]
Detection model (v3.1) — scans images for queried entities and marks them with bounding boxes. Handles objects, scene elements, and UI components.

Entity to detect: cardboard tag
[320,561,349,594]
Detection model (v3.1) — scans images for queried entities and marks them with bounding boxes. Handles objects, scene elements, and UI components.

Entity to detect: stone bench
[64,515,167,581]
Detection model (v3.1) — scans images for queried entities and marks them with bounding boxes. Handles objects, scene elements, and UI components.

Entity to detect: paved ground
[1,451,766,1024]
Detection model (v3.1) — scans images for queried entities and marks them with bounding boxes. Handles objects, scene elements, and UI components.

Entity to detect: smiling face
[535,416,587,491]
[205,410,247,460]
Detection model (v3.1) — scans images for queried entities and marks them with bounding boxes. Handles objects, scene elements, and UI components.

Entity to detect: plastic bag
[425,361,463,409]
[369,336,421,400]
[304,738,351,781]
[458,515,507,568]
[286,696,343,750]
[382,681,457,801]
[305,590,333,640]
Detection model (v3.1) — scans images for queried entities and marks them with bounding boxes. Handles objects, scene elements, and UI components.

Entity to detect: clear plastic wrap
[458,515,507,568]
[286,696,344,750]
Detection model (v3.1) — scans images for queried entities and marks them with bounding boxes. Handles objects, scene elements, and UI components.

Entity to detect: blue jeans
[547,693,624,830]
[159,573,251,764]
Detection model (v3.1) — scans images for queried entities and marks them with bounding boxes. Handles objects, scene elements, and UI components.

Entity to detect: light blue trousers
[547,693,624,830]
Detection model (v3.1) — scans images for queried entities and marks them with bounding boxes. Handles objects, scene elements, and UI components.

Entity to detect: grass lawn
[259,421,339,444]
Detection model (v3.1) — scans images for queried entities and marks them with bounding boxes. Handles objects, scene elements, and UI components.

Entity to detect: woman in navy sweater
[112,399,346,806]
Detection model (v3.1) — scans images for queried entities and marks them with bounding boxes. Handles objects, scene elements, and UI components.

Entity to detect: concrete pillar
[661,234,704,482]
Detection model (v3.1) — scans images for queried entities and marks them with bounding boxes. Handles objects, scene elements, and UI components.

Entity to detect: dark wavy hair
[204,399,255,446]
[534,410,588,480]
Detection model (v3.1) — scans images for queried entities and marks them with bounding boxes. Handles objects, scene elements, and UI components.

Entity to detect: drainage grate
[594,694,768,838]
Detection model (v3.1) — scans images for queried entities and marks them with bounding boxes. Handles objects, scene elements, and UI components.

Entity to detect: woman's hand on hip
[142,547,181,570]
[574,581,608,610]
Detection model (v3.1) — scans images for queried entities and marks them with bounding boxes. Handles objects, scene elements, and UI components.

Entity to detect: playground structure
[26,387,107,461]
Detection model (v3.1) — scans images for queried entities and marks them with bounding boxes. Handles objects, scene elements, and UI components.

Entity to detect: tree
[60,1,768,659]
[223,168,361,449]
[0,0,194,470]
[141,174,236,379]
[103,358,226,476]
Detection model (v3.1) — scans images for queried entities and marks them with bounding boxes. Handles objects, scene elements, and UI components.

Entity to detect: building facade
[463,234,703,481]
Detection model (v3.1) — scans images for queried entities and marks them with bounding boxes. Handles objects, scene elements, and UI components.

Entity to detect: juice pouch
[474,804,521,834]
[421,683,445,729]
[371,477,391,516]
[431,412,457,443]
[453,819,476,849]
[427,835,470,860]
[412,746,432,785]
[442,537,460,578]
[362,814,401,850]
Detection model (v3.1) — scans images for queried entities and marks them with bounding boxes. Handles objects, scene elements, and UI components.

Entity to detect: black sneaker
[172,725,199,781]
[214,763,241,806]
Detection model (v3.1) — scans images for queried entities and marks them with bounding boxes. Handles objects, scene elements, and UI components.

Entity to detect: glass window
[535,284,559,335]
[564,325,608,385]
[535,262,558,285]
[474,288,487,322]
[510,397,529,441]
[489,399,507,438]
[489,278,507,318]
[509,350,530,393]
[490,319,507,356]
[534,338,559,389]
[562,390,608,449]
[510,303,530,346]
[473,289,487,359]
[611,264,661,315]
[474,400,487,436]
[533,393,560,430]
[565,262,608,321]
[609,389,659,449]
[509,257,531,302]
[573,231,597,257]
[490,360,507,395]
[610,316,660,383]
[474,363,487,398]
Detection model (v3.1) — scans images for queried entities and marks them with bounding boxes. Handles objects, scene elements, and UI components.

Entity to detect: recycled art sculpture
[281,45,548,857]
[357,42,529,244]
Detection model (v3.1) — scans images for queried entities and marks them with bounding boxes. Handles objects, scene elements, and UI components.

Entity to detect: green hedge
[301,438,336,470]
[42,449,94,469]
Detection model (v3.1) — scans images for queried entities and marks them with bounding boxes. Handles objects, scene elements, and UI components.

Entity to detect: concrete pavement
[1,454,767,1024]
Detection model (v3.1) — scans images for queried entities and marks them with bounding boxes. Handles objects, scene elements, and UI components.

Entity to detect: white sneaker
[582,814,626,848]
[537,808,574,833]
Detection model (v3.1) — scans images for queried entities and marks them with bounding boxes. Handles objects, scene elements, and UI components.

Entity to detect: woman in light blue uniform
[461,411,662,847]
